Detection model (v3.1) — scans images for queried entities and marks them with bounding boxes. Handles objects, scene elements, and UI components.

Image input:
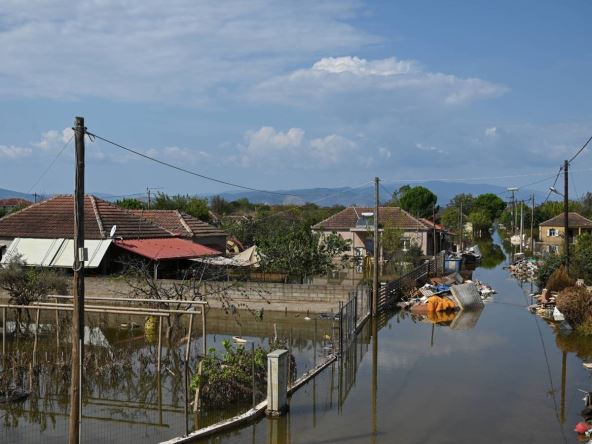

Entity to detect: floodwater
[195,233,592,444]
[3,231,592,443]
[0,307,336,443]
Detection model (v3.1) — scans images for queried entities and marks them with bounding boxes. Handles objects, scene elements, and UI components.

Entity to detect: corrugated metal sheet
[115,238,219,261]
[450,282,484,310]
[1,238,111,269]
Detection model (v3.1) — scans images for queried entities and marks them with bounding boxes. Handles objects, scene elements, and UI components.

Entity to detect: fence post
[338,301,343,356]
[266,349,289,416]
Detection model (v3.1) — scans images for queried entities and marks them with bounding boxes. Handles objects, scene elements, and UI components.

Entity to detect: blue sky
[1,0,591,200]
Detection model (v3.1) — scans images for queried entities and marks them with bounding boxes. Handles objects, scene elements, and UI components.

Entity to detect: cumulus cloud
[34,128,74,150]
[484,127,497,137]
[0,145,32,159]
[0,1,374,103]
[251,56,508,106]
[233,126,361,169]
[378,147,392,158]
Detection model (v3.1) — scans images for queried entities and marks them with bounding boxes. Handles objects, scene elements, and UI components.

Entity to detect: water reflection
[0,309,333,443]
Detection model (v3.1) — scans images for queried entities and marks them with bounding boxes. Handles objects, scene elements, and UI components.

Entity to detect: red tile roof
[312,207,430,231]
[539,212,592,228]
[0,195,173,240]
[131,210,226,238]
[114,238,220,260]
[0,198,32,207]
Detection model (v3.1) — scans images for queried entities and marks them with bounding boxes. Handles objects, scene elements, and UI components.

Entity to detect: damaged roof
[130,210,226,238]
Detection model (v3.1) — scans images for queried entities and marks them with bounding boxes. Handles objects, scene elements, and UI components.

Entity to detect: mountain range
[0,181,553,207]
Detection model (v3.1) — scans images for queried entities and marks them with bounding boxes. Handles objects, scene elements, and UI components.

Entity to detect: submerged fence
[337,252,445,355]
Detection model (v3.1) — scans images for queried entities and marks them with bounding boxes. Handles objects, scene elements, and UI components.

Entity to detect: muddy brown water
[2,233,592,443]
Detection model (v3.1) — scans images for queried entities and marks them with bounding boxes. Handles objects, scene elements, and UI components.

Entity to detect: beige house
[312,206,447,259]
[538,212,592,254]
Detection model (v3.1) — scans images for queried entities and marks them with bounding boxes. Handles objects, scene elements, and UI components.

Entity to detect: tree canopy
[393,185,437,218]
[472,193,506,220]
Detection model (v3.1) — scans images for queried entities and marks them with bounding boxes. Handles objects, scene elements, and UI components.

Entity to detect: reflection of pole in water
[430,323,435,348]
[560,351,567,424]
[371,317,378,444]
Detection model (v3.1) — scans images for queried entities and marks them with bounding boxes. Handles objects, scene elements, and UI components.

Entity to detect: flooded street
[2,233,591,443]
[200,233,592,443]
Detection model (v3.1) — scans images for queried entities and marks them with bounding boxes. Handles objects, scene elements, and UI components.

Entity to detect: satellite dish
[109,225,117,238]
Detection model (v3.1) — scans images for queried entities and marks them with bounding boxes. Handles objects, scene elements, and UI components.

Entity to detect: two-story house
[538,212,592,254]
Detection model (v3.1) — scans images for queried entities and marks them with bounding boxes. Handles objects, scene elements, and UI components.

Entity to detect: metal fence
[337,283,371,354]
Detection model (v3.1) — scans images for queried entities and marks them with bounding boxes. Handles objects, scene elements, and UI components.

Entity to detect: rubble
[400,272,495,323]
[507,258,539,281]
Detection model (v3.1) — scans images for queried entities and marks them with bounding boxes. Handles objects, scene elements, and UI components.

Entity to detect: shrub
[537,254,563,287]
[555,286,592,327]
[545,265,574,292]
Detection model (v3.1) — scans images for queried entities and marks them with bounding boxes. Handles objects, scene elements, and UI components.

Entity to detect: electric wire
[27,134,74,194]
[542,167,564,205]
[568,134,592,164]
[85,131,302,198]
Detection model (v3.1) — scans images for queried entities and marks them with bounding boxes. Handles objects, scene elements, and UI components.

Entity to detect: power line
[85,131,301,198]
[542,166,564,205]
[27,134,74,194]
[568,134,592,163]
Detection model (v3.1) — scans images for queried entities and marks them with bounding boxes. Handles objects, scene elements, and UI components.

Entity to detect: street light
[549,186,563,197]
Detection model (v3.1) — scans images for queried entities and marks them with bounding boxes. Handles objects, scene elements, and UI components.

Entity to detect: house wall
[539,225,592,246]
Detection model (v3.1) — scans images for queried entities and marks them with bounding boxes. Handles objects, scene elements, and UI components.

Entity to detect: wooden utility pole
[69,116,85,444]
[372,177,379,317]
[459,201,463,252]
[564,159,569,271]
[519,201,524,254]
[530,194,535,253]
[147,188,151,209]
[432,204,437,256]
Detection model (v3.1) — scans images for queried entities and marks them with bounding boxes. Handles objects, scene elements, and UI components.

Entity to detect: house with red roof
[0,195,222,277]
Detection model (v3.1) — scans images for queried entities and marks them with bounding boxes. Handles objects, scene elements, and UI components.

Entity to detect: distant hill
[215,181,551,207]
[0,188,36,201]
[0,182,554,207]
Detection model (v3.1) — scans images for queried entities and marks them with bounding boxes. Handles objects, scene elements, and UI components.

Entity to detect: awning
[114,238,220,261]
[1,238,111,269]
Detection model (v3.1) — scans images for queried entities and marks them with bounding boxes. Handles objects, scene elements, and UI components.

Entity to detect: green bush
[537,254,564,287]
[545,265,575,292]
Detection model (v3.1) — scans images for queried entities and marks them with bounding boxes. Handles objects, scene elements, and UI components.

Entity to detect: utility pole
[564,159,569,271]
[432,204,437,256]
[519,201,524,254]
[530,194,535,253]
[372,177,379,317]
[147,187,151,209]
[69,117,85,444]
[34,192,38,203]
[459,201,463,252]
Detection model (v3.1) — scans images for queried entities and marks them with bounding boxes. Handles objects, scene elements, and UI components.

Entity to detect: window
[548,228,558,237]
[548,245,559,254]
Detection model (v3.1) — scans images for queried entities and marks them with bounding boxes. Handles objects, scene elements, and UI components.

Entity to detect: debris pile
[507,258,539,281]
[398,272,495,323]
[527,288,566,323]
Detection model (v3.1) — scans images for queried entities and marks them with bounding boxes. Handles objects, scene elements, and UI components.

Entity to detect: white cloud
[252,56,508,106]
[415,143,447,155]
[484,127,497,137]
[379,147,392,158]
[0,145,32,159]
[0,1,375,103]
[233,126,360,169]
[34,128,74,150]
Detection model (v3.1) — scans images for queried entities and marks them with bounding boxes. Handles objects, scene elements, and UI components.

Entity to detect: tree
[573,233,592,284]
[397,185,437,218]
[381,220,403,261]
[472,193,506,220]
[152,193,210,221]
[255,220,351,282]
[115,198,146,210]
[468,210,491,237]
[448,193,475,214]
[441,206,461,230]
[0,255,70,329]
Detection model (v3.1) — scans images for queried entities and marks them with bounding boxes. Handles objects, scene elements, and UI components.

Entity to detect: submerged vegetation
[191,338,296,408]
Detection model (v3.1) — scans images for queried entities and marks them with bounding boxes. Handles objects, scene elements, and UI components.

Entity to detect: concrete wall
[0,276,354,313]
